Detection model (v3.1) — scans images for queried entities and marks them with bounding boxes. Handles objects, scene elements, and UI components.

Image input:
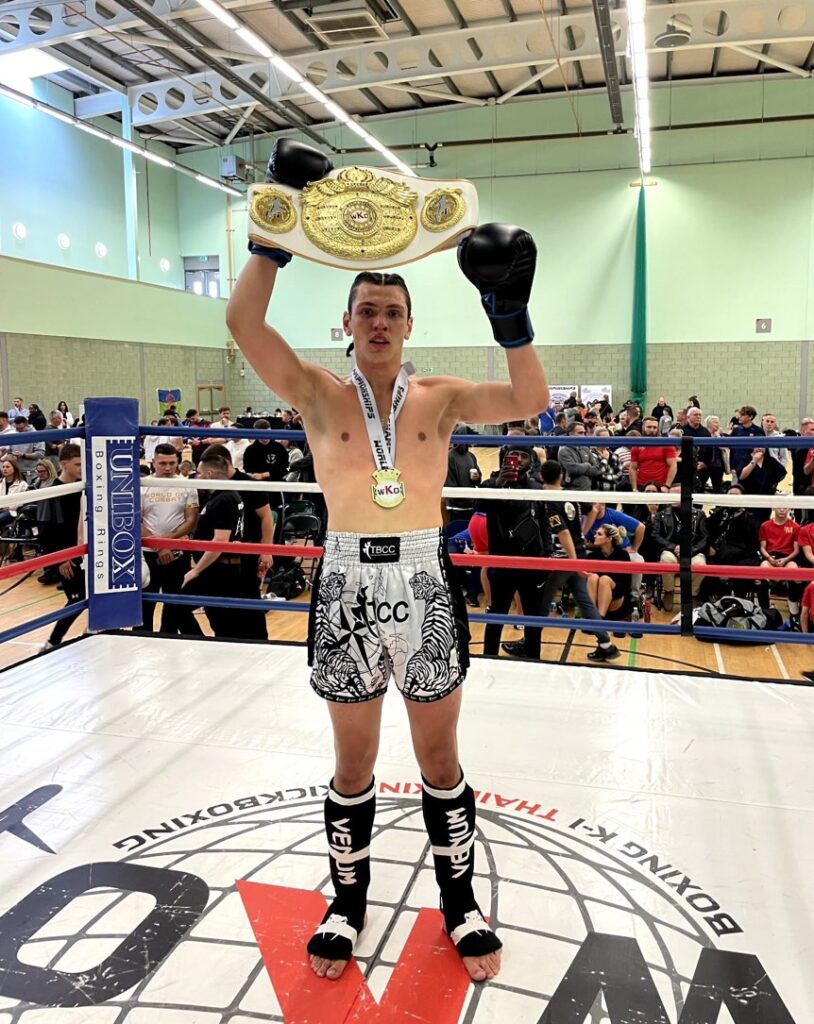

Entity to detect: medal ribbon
[351,363,411,472]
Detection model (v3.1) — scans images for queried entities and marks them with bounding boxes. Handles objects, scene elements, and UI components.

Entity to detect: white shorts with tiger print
[307,528,470,704]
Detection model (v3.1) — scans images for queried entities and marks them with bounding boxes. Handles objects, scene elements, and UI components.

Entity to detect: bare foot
[309,954,350,980]
[462,949,502,982]
[308,913,366,980]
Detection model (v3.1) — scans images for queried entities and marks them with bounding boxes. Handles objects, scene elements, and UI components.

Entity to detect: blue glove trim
[248,241,292,267]
[481,300,534,348]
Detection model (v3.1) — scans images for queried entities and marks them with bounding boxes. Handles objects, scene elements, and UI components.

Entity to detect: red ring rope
[0,545,86,582]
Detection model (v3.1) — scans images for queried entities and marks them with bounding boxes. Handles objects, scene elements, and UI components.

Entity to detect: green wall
[2,76,814,415]
[0,256,228,347]
[0,79,185,288]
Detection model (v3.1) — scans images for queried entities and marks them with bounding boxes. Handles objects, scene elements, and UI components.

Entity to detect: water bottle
[631,605,641,623]
[643,597,652,623]
[549,601,558,617]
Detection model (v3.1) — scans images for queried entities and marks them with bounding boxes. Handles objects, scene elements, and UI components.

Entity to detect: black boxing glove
[268,137,333,189]
[457,224,536,348]
[248,138,334,267]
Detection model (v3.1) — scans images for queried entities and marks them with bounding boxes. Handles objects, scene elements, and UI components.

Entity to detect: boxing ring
[0,401,812,1021]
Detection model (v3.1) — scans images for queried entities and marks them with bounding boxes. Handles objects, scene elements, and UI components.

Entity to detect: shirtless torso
[303,372,463,532]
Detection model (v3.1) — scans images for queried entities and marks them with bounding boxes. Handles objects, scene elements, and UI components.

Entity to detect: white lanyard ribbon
[351,364,411,471]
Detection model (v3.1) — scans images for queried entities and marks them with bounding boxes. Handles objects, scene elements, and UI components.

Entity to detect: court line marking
[713,643,725,675]
[771,644,790,680]
[627,637,638,668]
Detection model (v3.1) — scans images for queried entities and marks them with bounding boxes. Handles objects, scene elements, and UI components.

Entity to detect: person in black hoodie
[480,448,546,660]
[705,484,761,599]
[445,433,482,520]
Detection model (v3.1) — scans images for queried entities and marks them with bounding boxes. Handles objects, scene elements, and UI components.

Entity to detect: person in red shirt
[800,580,814,632]
[629,417,678,491]
[760,508,802,623]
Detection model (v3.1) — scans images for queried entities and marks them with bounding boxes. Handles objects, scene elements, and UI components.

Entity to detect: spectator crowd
[4,389,814,661]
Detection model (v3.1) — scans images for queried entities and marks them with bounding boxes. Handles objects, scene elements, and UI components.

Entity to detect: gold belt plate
[301,167,419,262]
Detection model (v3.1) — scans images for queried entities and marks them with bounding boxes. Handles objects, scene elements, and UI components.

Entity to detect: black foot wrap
[422,773,502,959]
[442,900,503,958]
[307,898,365,961]
[307,778,375,961]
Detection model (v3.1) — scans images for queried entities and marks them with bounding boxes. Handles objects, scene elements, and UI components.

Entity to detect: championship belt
[247,166,478,271]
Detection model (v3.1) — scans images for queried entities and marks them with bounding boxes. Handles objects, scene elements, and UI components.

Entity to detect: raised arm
[226,140,334,413]
[450,224,548,425]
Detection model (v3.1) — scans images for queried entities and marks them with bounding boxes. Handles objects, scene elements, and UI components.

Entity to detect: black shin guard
[422,774,502,958]
[307,778,375,961]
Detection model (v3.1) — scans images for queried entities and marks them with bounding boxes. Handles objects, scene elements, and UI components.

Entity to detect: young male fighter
[226,139,549,984]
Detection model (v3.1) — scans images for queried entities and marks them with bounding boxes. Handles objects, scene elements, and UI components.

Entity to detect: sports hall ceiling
[1,0,812,154]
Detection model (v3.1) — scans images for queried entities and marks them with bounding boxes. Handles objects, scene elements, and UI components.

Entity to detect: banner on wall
[550,385,579,408]
[157,388,182,414]
[581,385,613,407]
[84,397,142,631]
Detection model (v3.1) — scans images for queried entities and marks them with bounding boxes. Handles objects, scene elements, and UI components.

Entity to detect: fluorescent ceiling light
[0,50,68,95]
[76,121,108,140]
[0,84,35,108]
[37,104,74,125]
[143,150,174,168]
[194,0,240,30]
[196,173,224,189]
[271,56,304,84]
[236,27,273,59]
[301,80,324,101]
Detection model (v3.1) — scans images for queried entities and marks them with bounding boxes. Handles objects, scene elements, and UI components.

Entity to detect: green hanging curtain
[630,185,648,407]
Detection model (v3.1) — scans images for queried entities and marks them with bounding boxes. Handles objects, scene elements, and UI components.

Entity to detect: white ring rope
[136,476,814,510]
[0,481,86,512]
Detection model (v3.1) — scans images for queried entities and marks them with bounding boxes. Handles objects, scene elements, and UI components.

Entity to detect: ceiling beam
[726,43,812,78]
[122,3,814,127]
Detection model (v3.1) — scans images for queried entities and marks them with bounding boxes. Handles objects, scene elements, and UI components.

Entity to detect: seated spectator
[446,435,482,519]
[674,407,689,431]
[558,422,602,490]
[737,447,786,520]
[683,406,711,441]
[792,417,814,494]
[586,525,633,620]
[762,413,789,472]
[179,460,195,478]
[646,495,708,609]
[10,417,45,484]
[597,394,613,419]
[447,525,481,608]
[614,429,639,488]
[591,427,622,491]
[629,418,678,491]
[651,396,673,421]
[699,415,728,493]
[0,457,28,532]
[800,580,814,633]
[31,459,57,489]
[143,417,182,465]
[705,484,761,599]
[759,507,802,622]
[467,510,490,609]
[582,502,645,551]
[57,401,74,427]
[729,405,765,482]
[27,403,47,430]
[537,405,557,433]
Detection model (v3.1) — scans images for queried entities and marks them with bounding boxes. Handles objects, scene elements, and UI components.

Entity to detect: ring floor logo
[0,783,797,1023]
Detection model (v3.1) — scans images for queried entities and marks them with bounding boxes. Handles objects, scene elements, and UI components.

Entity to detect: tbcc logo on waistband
[360,537,401,563]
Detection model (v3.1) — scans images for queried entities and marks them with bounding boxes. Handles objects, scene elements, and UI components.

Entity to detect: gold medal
[371,468,406,509]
